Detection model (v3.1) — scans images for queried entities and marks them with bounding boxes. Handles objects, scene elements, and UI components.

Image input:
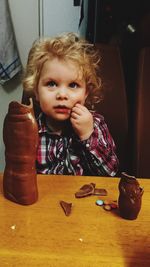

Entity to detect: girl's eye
[69,82,79,88]
[47,81,57,87]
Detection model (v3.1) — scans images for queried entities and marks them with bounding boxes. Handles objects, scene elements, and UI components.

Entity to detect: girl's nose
[56,88,68,100]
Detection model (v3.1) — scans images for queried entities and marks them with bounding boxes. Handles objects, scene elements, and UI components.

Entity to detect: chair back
[133,47,150,177]
[95,44,129,175]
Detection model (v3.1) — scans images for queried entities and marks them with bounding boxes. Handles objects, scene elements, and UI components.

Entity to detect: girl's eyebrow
[42,77,56,82]
[74,77,85,84]
[41,75,85,84]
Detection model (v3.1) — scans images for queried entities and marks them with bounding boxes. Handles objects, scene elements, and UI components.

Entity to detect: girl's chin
[51,114,70,121]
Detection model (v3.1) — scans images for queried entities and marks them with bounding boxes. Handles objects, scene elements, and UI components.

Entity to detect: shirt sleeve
[74,113,119,176]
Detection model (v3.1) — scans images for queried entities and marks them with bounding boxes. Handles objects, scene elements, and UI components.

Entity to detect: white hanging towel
[0,0,22,85]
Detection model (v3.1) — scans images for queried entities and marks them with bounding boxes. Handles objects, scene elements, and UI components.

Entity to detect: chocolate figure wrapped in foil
[3,99,38,205]
[118,172,144,220]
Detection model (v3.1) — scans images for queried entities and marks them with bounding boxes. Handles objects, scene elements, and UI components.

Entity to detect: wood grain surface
[0,174,149,267]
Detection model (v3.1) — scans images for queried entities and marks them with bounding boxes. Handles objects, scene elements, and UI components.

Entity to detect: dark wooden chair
[95,44,129,175]
[133,47,150,177]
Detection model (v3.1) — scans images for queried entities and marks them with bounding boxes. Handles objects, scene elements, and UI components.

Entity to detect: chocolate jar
[3,99,39,205]
[118,172,144,220]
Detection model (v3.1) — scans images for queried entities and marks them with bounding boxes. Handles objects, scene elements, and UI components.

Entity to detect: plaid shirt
[36,112,119,176]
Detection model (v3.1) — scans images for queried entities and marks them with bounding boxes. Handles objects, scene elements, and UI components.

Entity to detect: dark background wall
[86,0,150,102]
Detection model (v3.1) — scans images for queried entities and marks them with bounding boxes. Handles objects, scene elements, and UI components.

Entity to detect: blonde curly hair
[23,32,102,108]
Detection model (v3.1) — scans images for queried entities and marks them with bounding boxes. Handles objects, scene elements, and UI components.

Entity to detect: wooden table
[0,174,149,267]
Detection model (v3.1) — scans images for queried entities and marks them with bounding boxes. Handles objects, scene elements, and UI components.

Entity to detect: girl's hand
[70,103,94,140]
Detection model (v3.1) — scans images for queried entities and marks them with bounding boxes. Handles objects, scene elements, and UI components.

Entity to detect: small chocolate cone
[118,172,144,220]
[3,98,39,205]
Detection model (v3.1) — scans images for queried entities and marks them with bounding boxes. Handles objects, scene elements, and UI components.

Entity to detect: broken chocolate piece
[118,172,144,220]
[60,201,72,216]
[75,183,95,198]
[93,188,108,196]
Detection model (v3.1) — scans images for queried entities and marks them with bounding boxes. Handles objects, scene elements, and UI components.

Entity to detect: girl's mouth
[54,106,71,114]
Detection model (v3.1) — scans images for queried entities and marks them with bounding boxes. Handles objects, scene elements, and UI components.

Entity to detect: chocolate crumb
[60,200,72,216]
[93,188,108,196]
[75,183,95,198]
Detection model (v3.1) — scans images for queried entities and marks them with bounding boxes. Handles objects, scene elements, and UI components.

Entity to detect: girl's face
[36,58,88,121]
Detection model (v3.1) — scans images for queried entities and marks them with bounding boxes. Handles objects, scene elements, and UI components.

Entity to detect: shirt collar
[37,112,50,134]
[37,112,74,136]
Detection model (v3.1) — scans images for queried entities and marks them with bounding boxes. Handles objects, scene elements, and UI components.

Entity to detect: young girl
[23,32,118,176]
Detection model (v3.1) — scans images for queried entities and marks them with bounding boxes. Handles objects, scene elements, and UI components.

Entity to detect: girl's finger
[71,106,82,115]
